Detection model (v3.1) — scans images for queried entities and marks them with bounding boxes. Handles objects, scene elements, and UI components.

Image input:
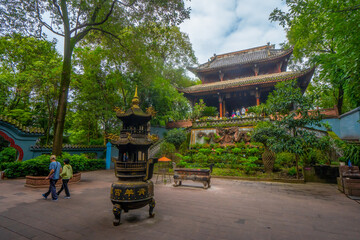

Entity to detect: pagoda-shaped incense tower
[110,87,158,226]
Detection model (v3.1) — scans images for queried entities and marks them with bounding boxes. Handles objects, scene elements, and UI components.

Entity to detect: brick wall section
[166,120,192,129]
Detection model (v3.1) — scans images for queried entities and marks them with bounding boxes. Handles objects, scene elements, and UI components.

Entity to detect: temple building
[180,44,315,117]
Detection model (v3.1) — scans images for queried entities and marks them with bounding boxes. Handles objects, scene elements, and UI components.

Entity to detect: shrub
[246,147,260,156]
[215,148,225,155]
[165,128,186,149]
[192,153,208,166]
[199,148,211,155]
[3,161,24,178]
[0,147,17,167]
[3,153,105,178]
[302,148,329,166]
[287,167,297,176]
[343,144,360,166]
[201,106,218,117]
[177,160,188,168]
[275,152,295,169]
[242,157,257,174]
[159,142,176,157]
[231,148,242,154]
[179,141,189,155]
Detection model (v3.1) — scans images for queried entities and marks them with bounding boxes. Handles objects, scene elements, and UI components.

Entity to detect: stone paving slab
[0,170,359,240]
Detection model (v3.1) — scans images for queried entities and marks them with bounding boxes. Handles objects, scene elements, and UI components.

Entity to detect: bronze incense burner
[110,88,157,226]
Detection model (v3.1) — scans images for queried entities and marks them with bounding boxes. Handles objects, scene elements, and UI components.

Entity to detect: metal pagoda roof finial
[132,85,140,108]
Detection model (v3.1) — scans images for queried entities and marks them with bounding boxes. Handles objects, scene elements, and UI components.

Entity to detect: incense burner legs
[110,180,155,226]
[149,198,155,218]
[112,204,122,226]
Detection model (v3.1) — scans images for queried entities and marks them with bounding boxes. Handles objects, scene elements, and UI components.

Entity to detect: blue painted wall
[339,107,360,140]
[150,126,168,139]
[0,121,41,161]
[314,107,360,140]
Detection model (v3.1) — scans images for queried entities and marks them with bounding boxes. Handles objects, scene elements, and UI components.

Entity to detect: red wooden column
[219,70,224,81]
[218,94,223,117]
[255,87,260,106]
[253,64,259,76]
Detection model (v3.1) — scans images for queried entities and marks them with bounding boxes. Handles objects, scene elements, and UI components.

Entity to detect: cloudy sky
[179,0,287,66]
[48,0,287,74]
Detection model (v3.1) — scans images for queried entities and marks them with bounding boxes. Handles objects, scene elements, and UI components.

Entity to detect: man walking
[42,155,62,201]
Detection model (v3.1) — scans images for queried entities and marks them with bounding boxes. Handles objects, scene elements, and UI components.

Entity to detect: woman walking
[57,158,73,199]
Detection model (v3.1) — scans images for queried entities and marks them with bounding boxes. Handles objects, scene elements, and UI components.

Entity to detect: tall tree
[0,0,191,155]
[0,34,61,143]
[252,80,322,178]
[270,0,360,114]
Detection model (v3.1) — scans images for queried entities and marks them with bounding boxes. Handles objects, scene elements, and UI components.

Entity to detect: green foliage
[343,144,360,167]
[179,141,189,155]
[1,1,195,154]
[287,167,297,176]
[159,142,176,157]
[0,147,17,164]
[198,148,211,155]
[231,148,242,154]
[215,148,225,155]
[191,99,206,119]
[2,161,24,178]
[274,152,296,170]
[243,157,257,174]
[0,34,61,143]
[177,160,188,168]
[302,148,329,166]
[270,0,360,113]
[201,106,218,117]
[192,153,208,166]
[252,80,323,177]
[164,128,187,149]
[203,137,211,143]
[327,131,341,141]
[3,154,105,178]
[321,122,332,131]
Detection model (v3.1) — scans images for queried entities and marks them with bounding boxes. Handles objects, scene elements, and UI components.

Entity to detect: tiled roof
[180,68,315,94]
[0,115,44,134]
[30,144,106,150]
[189,45,293,73]
[111,138,153,146]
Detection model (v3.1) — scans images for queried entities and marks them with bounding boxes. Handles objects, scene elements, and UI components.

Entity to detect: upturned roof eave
[191,48,293,75]
[181,67,315,96]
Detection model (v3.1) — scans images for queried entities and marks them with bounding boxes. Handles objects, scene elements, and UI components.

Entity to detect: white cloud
[180,0,287,69]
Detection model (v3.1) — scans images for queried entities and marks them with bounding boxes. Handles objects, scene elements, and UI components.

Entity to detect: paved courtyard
[0,170,359,240]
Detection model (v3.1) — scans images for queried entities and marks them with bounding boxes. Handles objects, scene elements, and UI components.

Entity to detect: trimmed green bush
[164,128,186,149]
[3,153,105,178]
[0,147,17,170]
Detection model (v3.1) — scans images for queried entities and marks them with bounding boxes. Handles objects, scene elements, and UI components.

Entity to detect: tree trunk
[52,4,73,155]
[295,154,299,179]
[52,45,72,155]
[337,84,344,115]
[262,147,275,173]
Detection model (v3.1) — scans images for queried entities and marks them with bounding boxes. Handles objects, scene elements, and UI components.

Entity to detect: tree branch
[73,27,127,50]
[70,0,117,34]
[90,28,127,50]
[333,4,360,13]
[118,0,137,8]
[36,0,64,36]
[75,0,84,36]
[51,0,64,21]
